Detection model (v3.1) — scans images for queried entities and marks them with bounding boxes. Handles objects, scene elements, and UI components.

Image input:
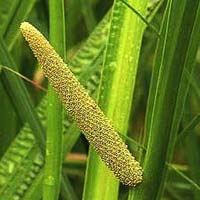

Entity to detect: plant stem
[43,0,66,199]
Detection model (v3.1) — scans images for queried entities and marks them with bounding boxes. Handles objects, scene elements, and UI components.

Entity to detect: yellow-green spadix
[20,22,143,186]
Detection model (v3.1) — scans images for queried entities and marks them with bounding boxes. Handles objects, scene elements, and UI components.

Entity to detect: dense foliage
[0,0,200,199]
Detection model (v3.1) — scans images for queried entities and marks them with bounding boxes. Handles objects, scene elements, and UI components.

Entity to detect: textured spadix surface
[20,22,142,186]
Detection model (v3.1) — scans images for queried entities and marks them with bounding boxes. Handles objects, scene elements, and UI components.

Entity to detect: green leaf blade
[83,0,148,199]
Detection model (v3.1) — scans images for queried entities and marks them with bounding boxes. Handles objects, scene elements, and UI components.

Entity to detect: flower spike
[20,22,143,186]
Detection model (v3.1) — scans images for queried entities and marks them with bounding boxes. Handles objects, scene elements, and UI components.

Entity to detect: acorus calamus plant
[20,22,143,187]
[1,0,200,199]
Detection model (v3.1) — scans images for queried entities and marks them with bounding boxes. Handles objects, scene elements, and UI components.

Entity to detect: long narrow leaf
[131,0,200,199]
[83,0,148,199]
